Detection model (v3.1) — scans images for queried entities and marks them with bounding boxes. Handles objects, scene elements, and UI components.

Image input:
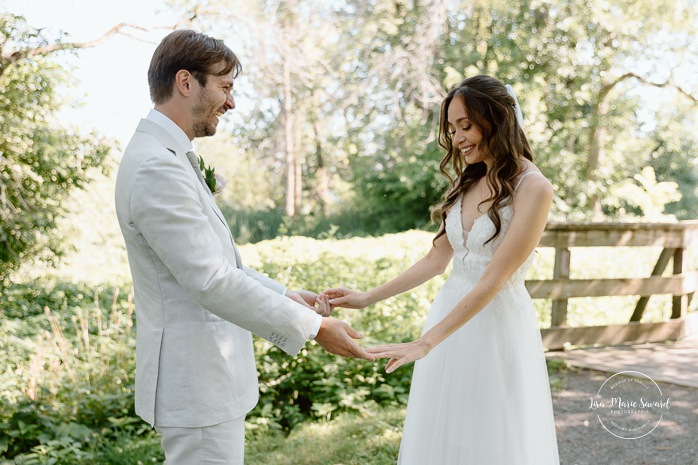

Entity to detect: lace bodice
[445,196,534,289]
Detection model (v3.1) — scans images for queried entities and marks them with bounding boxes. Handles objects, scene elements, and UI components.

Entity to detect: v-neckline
[456,195,488,248]
[458,193,487,236]
[457,169,537,238]
[455,195,517,249]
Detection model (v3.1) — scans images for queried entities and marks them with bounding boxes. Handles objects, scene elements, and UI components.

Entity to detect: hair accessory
[505,84,524,128]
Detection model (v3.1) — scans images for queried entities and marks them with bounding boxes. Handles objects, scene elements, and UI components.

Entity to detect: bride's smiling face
[447,96,485,165]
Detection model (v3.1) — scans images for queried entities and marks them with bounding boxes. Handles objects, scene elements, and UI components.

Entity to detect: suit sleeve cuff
[308,314,322,340]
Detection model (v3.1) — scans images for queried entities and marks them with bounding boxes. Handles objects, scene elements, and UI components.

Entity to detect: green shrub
[0,283,140,463]
[1,233,440,460]
[242,231,441,431]
[217,204,413,245]
[2,232,695,461]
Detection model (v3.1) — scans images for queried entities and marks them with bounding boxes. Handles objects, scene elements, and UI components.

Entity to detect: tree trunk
[283,51,296,219]
[313,118,331,216]
[293,112,302,220]
[585,96,608,218]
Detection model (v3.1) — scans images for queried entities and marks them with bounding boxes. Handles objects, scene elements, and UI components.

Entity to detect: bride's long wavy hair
[432,75,533,245]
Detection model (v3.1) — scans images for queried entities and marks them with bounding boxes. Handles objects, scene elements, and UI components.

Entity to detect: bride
[323,75,560,464]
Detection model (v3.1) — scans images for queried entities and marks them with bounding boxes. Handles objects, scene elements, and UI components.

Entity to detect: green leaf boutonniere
[198,155,227,196]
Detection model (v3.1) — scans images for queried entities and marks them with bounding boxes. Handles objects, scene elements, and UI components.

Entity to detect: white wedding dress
[397,173,560,464]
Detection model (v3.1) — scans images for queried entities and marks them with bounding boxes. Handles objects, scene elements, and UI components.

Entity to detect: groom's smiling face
[191,62,236,138]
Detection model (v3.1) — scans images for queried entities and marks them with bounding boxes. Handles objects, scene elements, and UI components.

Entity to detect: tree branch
[0,8,202,77]
[3,23,138,65]
[604,72,697,103]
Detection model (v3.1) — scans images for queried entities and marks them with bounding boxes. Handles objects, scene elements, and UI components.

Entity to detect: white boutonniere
[198,156,226,196]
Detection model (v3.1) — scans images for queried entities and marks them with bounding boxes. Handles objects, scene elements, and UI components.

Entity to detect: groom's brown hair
[148,29,242,104]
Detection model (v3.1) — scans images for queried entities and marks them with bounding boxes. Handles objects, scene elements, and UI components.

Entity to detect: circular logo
[589,371,671,439]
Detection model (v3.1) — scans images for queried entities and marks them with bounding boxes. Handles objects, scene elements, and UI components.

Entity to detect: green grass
[48,409,403,465]
[546,356,571,394]
[89,431,164,465]
[246,409,403,465]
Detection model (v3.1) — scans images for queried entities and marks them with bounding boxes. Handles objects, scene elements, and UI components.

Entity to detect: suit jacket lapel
[135,119,244,268]
[207,199,244,268]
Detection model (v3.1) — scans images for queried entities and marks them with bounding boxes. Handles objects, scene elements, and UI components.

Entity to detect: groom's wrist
[308,314,322,340]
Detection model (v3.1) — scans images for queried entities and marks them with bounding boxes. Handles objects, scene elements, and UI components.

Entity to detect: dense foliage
[0,14,112,283]
[190,0,697,235]
[1,1,696,463]
[0,233,440,462]
[3,232,695,462]
[0,282,144,463]
[244,233,442,431]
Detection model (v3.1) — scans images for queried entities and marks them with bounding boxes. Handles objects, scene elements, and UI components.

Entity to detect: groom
[115,29,373,464]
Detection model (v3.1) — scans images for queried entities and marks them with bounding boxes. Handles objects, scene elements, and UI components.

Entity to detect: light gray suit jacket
[115,119,318,427]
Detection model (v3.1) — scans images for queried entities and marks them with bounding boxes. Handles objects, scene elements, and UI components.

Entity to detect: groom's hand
[315,318,375,361]
[287,289,333,316]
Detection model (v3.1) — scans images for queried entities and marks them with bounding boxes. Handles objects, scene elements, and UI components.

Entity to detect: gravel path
[552,366,698,465]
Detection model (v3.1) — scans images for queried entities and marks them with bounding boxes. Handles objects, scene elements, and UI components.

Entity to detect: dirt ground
[551,366,698,465]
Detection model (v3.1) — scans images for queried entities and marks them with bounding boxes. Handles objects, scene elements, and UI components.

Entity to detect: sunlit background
[1,2,696,463]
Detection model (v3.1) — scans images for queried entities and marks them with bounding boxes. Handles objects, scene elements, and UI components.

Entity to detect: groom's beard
[191,92,219,137]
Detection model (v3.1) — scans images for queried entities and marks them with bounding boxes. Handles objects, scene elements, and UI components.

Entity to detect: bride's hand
[322,287,371,309]
[367,339,433,373]
[315,294,333,317]
[287,289,332,316]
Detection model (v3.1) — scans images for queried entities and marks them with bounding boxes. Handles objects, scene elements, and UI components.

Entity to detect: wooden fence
[526,221,698,350]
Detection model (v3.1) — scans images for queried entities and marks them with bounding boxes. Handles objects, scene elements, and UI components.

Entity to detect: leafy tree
[176,0,697,236]
[345,0,697,225]
[183,0,351,220]
[608,167,682,221]
[647,98,698,220]
[0,14,112,283]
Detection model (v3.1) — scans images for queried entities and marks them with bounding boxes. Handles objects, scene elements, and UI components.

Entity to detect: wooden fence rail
[525,221,698,350]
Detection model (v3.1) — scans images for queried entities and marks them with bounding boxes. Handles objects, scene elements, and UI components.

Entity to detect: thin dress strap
[514,171,540,192]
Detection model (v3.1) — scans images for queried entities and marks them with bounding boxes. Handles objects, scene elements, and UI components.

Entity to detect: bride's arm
[369,175,553,372]
[323,232,454,309]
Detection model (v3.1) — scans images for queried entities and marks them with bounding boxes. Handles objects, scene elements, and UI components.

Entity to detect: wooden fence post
[550,247,570,327]
[672,248,687,319]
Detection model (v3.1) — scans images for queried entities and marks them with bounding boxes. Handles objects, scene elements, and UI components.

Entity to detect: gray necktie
[185,150,212,196]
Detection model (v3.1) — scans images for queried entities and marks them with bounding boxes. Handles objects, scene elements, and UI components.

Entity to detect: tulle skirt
[397,277,560,465]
